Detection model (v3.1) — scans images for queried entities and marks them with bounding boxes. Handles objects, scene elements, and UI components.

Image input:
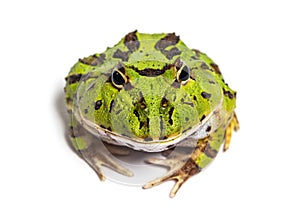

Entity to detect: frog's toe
[143,156,200,198]
[79,147,134,181]
[100,155,134,178]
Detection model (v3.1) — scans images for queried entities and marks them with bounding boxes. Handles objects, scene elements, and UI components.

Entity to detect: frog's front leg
[69,118,133,181]
[143,114,239,198]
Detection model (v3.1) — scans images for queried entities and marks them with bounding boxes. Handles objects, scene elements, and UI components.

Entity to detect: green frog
[65,31,239,197]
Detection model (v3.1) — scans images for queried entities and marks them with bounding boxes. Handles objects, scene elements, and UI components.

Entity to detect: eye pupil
[112,70,125,86]
[178,65,190,82]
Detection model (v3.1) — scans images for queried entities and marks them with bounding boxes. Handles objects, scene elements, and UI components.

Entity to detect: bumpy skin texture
[65,31,239,197]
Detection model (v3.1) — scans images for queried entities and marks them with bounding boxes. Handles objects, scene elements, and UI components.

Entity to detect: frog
[64,30,239,198]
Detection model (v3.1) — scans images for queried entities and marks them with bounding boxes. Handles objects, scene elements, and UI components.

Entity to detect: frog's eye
[112,68,127,88]
[174,58,190,84]
[176,64,190,83]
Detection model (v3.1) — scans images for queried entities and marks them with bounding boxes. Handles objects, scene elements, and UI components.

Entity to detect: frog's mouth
[79,100,225,152]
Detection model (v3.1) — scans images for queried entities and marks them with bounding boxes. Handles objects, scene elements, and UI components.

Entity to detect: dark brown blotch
[174,57,183,71]
[79,57,97,66]
[133,109,140,118]
[94,100,102,110]
[81,72,96,82]
[192,49,201,57]
[109,100,115,112]
[201,92,212,99]
[181,158,202,175]
[181,98,194,107]
[223,88,235,99]
[144,137,153,142]
[137,68,165,77]
[206,125,212,132]
[96,53,106,65]
[100,124,107,129]
[66,74,82,84]
[171,81,181,89]
[66,97,72,105]
[155,33,180,50]
[200,62,210,70]
[129,64,171,77]
[113,49,129,62]
[139,121,144,129]
[159,136,169,140]
[210,63,222,75]
[124,82,134,91]
[200,115,206,122]
[124,30,140,52]
[204,144,218,158]
[168,107,174,125]
[66,72,97,85]
[160,116,163,133]
[79,53,106,66]
[69,126,76,138]
[139,91,144,99]
[162,47,181,60]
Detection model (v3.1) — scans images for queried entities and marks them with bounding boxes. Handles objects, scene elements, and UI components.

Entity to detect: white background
[1,0,300,223]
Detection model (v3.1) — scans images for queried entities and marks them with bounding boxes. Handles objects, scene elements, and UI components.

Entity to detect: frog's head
[78,58,222,151]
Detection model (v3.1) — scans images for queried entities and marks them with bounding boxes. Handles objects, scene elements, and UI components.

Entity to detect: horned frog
[65,30,239,197]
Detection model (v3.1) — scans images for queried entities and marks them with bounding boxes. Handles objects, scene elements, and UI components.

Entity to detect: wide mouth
[87,118,201,152]
[78,99,223,152]
[97,120,200,147]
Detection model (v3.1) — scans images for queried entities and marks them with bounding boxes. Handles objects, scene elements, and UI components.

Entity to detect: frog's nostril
[161,97,169,108]
[139,97,146,109]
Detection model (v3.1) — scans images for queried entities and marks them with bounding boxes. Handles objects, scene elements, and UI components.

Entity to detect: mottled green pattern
[65,31,236,142]
[195,126,226,168]
[64,31,238,197]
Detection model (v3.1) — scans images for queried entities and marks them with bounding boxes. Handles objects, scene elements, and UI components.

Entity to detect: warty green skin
[65,31,237,194]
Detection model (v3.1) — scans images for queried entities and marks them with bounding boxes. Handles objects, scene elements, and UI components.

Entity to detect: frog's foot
[79,145,133,181]
[224,112,240,151]
[143,154,201,198]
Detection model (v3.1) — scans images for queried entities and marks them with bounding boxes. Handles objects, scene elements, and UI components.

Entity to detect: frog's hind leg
[143,153,201,198]
[143,126,227,198]
[69,119,133,181]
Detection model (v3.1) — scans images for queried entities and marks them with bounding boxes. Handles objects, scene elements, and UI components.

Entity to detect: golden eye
[175,58,190,84]
[177,65,190,82]
[112,68,127,88]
